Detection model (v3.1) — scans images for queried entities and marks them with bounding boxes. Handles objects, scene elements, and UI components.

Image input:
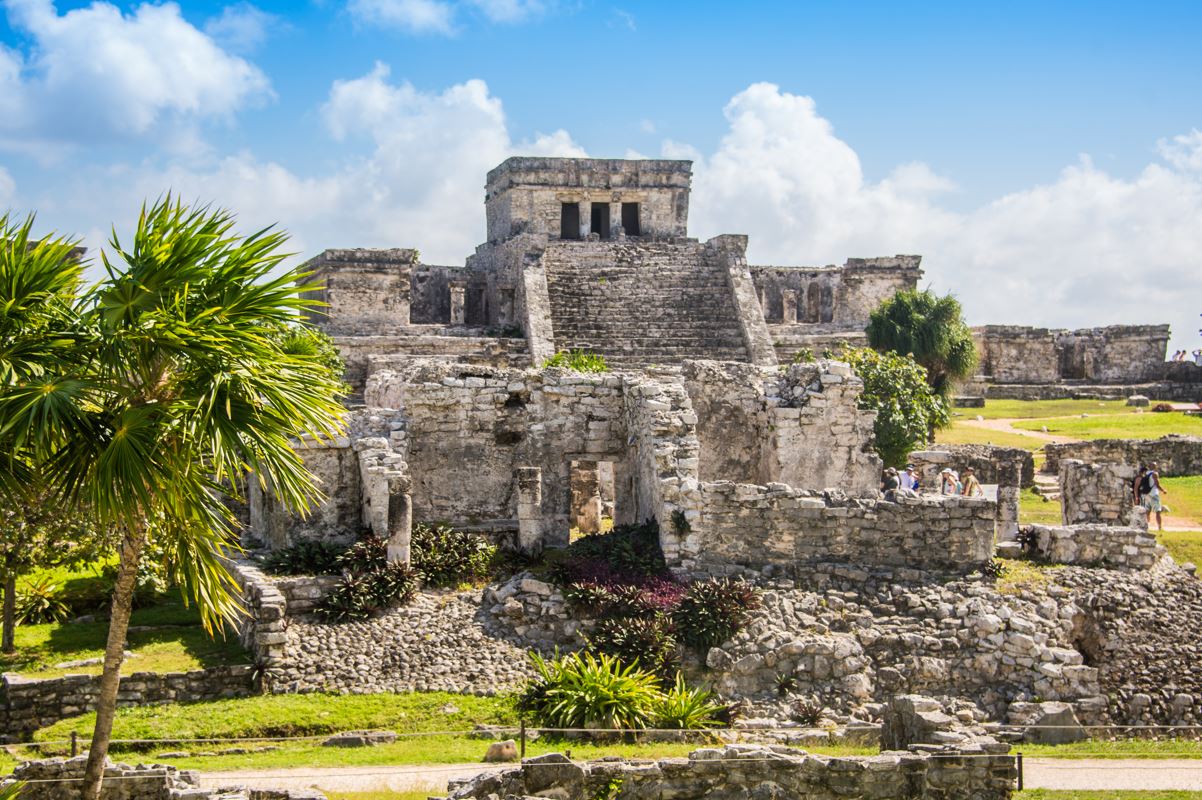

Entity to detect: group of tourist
[1133,462,1169,531]
[1170,349,1202,365]
[881,464,984,498]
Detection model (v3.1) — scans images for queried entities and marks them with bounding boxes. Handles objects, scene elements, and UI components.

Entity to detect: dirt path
[197,758,1202,793]
[957,417,1080,445]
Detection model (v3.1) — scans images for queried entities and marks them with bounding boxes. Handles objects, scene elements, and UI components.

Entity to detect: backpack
[1139,473,1154,494]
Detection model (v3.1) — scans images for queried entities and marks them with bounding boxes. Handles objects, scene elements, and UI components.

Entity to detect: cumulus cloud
[0,0,271,153]
[346,0,455,34]
[464,0,546,23]
[204,3,279,52]
[682,83,1202,350]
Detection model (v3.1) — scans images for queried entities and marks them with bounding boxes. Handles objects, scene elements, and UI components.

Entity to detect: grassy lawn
[1019,739,1202,759]
[1160,531,1202,566]
[995,559,1056,595]
[1021,488,1063,525]
[1013,411,1202,441]
[935,422,1046,451]
[0,599,249,679]
[969,399,1144,420]
[1161,476,1202,526]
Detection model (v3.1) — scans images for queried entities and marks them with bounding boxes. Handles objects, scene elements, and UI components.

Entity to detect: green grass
[1160,531,1202,566]
[1161,476,1202,527]
[934,422,1046,451]
[969,399,1144,420]
[1013,412,1202,441]
[328,794,443,800]
[1021,487,1063,525]
[0,599,249,679]
[1019,787,1202,792]
[995,558,1057,595]
[1019,739,1202,758]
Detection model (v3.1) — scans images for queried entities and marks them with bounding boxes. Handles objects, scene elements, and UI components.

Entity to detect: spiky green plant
[654,673,724,729]
[517,650,663,730]
[541,349,609,373]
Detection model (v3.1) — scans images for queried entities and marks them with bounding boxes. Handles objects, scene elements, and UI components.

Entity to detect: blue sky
[1,0,1201,349]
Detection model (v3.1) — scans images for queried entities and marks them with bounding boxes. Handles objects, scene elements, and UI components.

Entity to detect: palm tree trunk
[2,574,15,654]
[80,522,146,800]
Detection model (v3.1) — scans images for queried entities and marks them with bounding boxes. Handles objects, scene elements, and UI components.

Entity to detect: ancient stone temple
[299,157,922,393]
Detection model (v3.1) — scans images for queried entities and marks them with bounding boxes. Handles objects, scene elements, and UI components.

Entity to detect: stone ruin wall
[1044,435,1202,476]
[973,324,1171,385]
[909,444,1035,488]
[1027,524,1165,570]
[1059,459,1141,527]
[751,255,921,331]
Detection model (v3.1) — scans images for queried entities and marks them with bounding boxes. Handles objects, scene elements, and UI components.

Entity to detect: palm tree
[0,200,346,800]
[865,288,978,398]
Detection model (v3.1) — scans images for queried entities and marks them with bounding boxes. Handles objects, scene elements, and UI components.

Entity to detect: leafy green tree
[1,489,110,653]
[841,347,949,467]
[866,289,978,397]
[0,201,346,800]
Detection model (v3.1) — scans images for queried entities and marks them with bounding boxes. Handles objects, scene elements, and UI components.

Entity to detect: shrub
[672,579,761,652]
[549,519,667,588]
[587,616,678,678]
[1152,403,1174,413]
[262,541,346,576]
[542,349,609,373]
[563,581,617,616]
[654,673,724,729]
[336,536,388,574]
[315,563,418,623]
[16,578,71,624]
[842,346,950,467]
[670,509,691,536]
[516,651,663,730]
[792,697,824,726]
[791,348,815,364]
[411,522,497,588]
[775,673,798,696]
[981,558,1007,579]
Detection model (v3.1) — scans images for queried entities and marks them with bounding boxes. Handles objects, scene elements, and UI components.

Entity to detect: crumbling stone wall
[0,666,254,741]
[248,436,362,549]
[681,360,773,484]
[678,487,995,578]
[909,445,1035,488]
[1027,523,1165,569]
[1059,459,1140,527]
[443,739,1014,800]
[1045,435,1202,476]
[299,249,417,335]
[973,324,1170,385]
[751,256,921,329]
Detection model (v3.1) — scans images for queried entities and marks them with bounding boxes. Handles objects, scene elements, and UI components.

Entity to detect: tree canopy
[840,346,949,468]
[865,289,977,397]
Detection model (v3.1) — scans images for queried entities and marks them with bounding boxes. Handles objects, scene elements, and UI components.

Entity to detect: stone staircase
[541,240,750,368]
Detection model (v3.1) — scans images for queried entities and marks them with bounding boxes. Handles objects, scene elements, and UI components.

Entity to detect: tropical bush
[542,349,609,373]
[516,652,724,731]
[411,522,497,587]
[15,578,71,624]
[549,519,667,588]
[262,540,346,576]
[842,346,950,466]
[654,673,724,729]
[866,289,977,398]
[516,651,663,730]
[315,562,417,623]
[586,616,678,678]
[672,579,761,652]
[335,536,388,575]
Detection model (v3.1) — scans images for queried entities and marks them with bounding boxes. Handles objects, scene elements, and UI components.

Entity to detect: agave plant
[654,673,724,729]
[517,651,662,730]
[16,577,72,624]
[0,781,24,800]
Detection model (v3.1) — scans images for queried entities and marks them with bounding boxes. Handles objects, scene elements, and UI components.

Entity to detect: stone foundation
[1045,435,1202,476]
[1025,524,1165,570]
[1059,459,1142,527]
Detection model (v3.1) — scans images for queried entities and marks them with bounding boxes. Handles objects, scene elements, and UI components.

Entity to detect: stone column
[570,460,602,534]
[996,459,1021,543]
[580,200,592,239]
[781,290,799,324]
[610,202,621,240]
[449,281,466,326]
[516,467,544,554]
[386,490,412,565]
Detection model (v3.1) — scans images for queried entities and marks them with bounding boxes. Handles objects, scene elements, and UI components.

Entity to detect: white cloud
[204,3,279,52]
[465,0,545,23]
[0,165,15,207]
[681,83,1202,350]
[346,0,455,34]
[0,0,271,152]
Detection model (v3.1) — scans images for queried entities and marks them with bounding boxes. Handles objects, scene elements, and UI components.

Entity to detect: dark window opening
[590,203,611,240]
[621,202,640,236]
[560,203,580,240]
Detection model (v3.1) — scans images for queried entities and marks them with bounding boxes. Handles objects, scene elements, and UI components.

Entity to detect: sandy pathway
[956,417,1079,445]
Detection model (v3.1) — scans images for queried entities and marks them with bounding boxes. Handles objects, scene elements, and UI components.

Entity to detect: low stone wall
[0,665,255,741]
[679,485,995,578]
[1060,459,1141,527]
[985,382,1202,402]
[3,757,325,800]
[228,560,290,688]
[909,444,1035,488]
[273,575,341,615]
[1025,523,1165,570]
[1045,435,1202,476]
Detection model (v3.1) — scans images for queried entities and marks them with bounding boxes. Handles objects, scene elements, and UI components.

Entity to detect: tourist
[1133,464,1148,506]
[900,463,919,492]
[1141,461,1168,531]
[960,467,983,497]
[1194,349,1202,366]
[881,467,900,495]
[939,468,958,495]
